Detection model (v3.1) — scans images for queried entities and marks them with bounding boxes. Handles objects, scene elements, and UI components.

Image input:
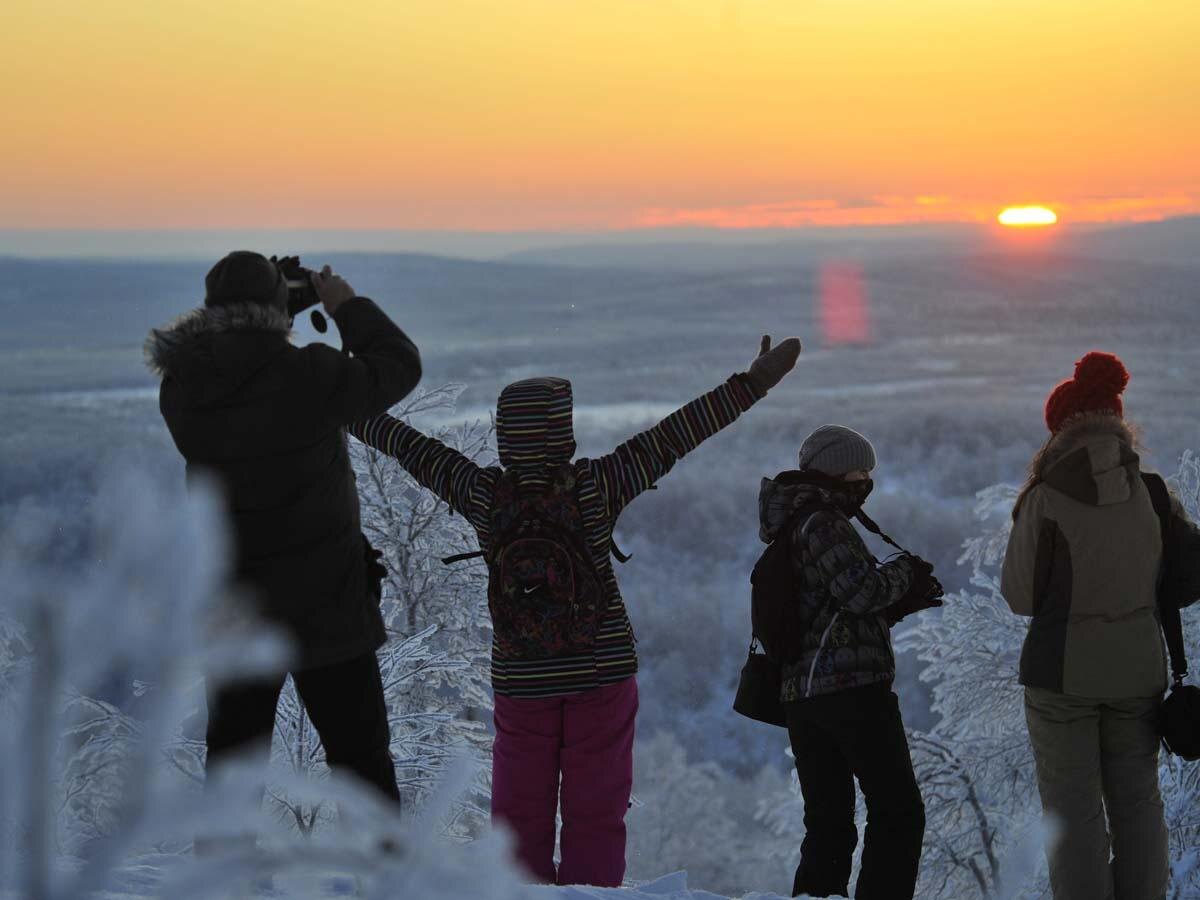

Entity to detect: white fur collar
[145,303,292,376]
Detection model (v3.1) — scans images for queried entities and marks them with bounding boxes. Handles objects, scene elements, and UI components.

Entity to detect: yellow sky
[4,0,1198,229]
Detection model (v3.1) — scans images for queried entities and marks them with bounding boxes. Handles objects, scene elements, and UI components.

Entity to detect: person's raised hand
[748,335,802,394]
[312,265,356,316]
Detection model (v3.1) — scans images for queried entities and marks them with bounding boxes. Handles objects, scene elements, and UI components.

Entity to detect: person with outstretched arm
[147,251,421,810]
[348,335,801,887]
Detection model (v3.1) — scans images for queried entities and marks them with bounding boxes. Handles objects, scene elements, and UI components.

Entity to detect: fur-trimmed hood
[145,302,292,376]
[145,303,292,404]
[1033,413,1140,508]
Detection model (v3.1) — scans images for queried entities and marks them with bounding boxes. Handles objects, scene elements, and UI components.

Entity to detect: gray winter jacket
[1001,414,1200,698]
[759,472,919,701]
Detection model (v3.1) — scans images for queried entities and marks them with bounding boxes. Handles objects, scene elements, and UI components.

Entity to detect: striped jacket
[351,373,763,698]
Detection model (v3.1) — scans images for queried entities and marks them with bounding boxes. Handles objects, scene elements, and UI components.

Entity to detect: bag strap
[442,550,484,565]
[773,500,909,557]
[853,508,909,556]
[774,501,825,546]
[1141,472,1189,687]
[611,540,632,564]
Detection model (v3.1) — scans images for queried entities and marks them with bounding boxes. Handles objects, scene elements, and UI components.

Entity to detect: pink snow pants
[491,677,638,887]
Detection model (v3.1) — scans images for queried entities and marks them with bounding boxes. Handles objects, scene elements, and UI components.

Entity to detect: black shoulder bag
[733,635,788,727]
[733,505,819,727]
[1142,472,1200,761]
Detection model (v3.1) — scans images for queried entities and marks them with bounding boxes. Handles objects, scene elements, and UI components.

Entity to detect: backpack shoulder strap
[442,549,484,565]
[772,501,840,558]
[1141,472,1188,686]
[443,468,522,566]
[1142,471,1172,531]
[570,459,632,564]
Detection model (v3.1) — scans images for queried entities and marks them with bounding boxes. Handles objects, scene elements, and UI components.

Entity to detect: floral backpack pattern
[485,464,606,659]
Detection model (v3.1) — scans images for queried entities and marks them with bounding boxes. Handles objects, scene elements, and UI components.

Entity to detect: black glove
[884,555,944,626]
[747,335,802,394]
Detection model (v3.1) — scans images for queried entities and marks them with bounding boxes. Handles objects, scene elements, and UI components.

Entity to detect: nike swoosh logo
[522,586,539,595]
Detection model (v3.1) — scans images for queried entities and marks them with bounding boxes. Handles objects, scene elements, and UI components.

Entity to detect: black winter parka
[147,298,421,669]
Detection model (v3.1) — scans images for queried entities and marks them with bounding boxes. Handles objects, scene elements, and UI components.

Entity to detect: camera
[926,576,946,603]
[273,255,328,333]
[901,552,945,604]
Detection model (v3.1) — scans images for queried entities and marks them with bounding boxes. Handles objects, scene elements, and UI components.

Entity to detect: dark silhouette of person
[146,251,421,807]
[758,425,939,899]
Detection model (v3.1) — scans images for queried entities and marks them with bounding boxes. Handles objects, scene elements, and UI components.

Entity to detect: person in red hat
[1000,351,1200,900]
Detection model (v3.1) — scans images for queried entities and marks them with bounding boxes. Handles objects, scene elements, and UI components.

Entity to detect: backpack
[479,464,607,660]
[750,502,826,663]
[1142,473,1200,761]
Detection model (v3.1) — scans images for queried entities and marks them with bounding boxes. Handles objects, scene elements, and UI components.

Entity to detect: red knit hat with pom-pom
[1044,351,1130,433]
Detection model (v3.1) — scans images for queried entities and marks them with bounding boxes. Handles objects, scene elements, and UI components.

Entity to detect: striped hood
[495,377,577,472]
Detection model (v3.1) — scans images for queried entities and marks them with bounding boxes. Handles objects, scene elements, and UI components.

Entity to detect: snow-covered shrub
[0,466,533,900]
[353,383,496,835]
[627,731,794,896]
[0,467,282,896]
[1160,451,1200,900]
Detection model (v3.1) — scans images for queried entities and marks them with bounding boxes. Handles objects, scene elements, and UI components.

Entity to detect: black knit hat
[204,251,287,310]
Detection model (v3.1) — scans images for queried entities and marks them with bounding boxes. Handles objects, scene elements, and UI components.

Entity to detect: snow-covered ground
[90,870,788,900]
[535,873,784,900]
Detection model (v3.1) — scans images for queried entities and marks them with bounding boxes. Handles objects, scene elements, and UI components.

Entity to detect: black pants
[785,683,924,899]
[205,651,401,806]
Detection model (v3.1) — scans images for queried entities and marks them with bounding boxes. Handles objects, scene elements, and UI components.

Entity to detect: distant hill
[1062,215,1200,266]
[503,224,988,272]
[2,216,1194,271]
[503,217,1199,272]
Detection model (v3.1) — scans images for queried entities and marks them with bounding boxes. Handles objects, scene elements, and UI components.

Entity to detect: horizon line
[3,212,1198,237]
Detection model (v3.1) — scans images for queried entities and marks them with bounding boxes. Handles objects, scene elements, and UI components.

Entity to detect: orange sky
[4,0,1198,230]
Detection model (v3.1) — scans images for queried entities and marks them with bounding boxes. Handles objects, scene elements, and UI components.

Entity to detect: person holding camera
[146,250,422,805]
[756,425,941,899]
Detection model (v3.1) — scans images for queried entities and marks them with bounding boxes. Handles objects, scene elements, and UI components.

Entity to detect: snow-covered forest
[2,387,1197,898]
[2,249,1199,898]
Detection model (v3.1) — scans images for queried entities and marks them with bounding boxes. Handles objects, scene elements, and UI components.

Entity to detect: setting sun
[998,206,1059,227]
